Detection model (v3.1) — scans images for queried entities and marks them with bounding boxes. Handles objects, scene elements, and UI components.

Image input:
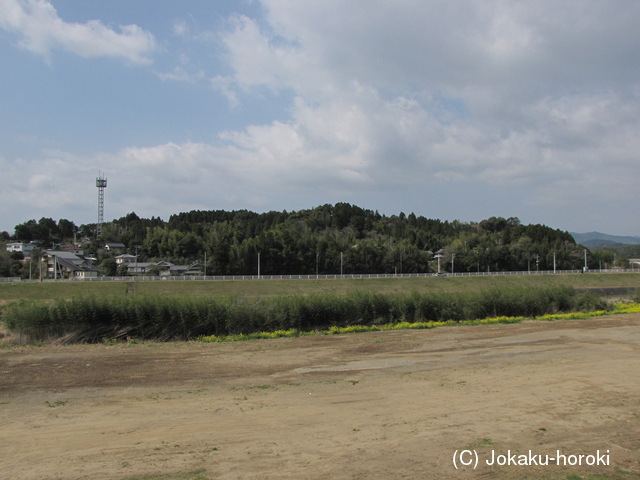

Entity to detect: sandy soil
[1,315,640,480]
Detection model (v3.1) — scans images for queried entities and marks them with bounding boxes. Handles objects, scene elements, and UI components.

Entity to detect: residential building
[104,242,126,251]
[42,250,101,279]
[127,261,201,276]
[115,254,137,265]
[6,242,40,255]
[59,245,84,256]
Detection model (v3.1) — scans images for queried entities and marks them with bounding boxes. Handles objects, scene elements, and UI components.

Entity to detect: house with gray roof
[42,250,101,279]
[104,242,126,251]
[126,261,201,276]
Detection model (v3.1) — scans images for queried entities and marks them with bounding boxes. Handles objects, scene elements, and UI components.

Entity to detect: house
[42,250,101,279]
[104,242,126,251]
[127,261,175,276]
[168,262,202,276]
[59,245,84,256]
[6,242,40,255]
[115,254,137,265]
[127,261,202,276]
[126,262,155,275]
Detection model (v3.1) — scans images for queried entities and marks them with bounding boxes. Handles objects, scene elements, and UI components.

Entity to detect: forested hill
[9,203,601,275]
[97,203,589,275]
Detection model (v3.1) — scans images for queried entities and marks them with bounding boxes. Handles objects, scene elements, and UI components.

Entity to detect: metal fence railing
[4,268,639,282]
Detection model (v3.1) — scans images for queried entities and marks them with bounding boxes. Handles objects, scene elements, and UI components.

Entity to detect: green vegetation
[1,285,613,344]
[2,272,640,304]
[6,203,633,279]
[199,303,640,343]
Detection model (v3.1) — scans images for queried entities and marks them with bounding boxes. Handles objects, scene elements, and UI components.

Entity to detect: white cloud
[0,0,157,64]
[2,1,640,235]
[172,18,189,37]
[156,65,205,83]
[0,152,88,230]
[211,1,640,192]
[220,14,304,94]
[210,75,240,107]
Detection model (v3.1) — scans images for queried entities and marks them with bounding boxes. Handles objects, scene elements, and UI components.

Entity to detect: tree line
[3,203,627,277]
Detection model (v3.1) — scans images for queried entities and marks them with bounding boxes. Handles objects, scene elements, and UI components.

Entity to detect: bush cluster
[2,285,609,343]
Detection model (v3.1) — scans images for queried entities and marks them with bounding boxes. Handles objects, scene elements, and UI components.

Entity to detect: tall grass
[2,285,610,344]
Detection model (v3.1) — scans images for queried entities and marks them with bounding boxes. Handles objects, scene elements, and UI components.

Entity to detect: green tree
[57,219,76,240]
[100,258,117,276]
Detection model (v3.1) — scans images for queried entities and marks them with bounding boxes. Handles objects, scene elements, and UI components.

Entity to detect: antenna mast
[96,174,107,237]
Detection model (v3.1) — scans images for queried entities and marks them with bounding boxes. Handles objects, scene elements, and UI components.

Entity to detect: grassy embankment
[2,273,639,344]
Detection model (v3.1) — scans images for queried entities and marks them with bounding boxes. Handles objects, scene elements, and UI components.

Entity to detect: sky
[1,0,640,236]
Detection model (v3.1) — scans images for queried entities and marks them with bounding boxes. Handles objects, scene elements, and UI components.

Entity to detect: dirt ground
[1,315,640,480]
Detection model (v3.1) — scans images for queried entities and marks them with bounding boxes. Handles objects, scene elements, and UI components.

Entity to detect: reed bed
[2,285,610,344]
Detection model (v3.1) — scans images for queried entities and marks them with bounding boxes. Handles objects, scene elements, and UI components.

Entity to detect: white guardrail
[3,268,639,282]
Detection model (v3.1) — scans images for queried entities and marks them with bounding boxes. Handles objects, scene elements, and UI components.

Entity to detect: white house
[115,254,137,265]
[6,242,39,255]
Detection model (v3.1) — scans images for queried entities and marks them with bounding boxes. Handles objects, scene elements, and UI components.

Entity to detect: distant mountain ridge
[571,231,640,246]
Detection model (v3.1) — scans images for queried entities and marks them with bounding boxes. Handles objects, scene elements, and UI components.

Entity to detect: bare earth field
[1,315,640,480]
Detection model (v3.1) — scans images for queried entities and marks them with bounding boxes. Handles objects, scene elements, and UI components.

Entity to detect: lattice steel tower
[96,174,107,237]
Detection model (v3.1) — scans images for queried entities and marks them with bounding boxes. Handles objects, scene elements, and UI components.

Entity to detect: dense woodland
[1,203,632,277]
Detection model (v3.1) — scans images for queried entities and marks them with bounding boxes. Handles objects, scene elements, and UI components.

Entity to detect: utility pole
[134,245,140,268]
[435,253,443,273]
[584,249,588,272]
